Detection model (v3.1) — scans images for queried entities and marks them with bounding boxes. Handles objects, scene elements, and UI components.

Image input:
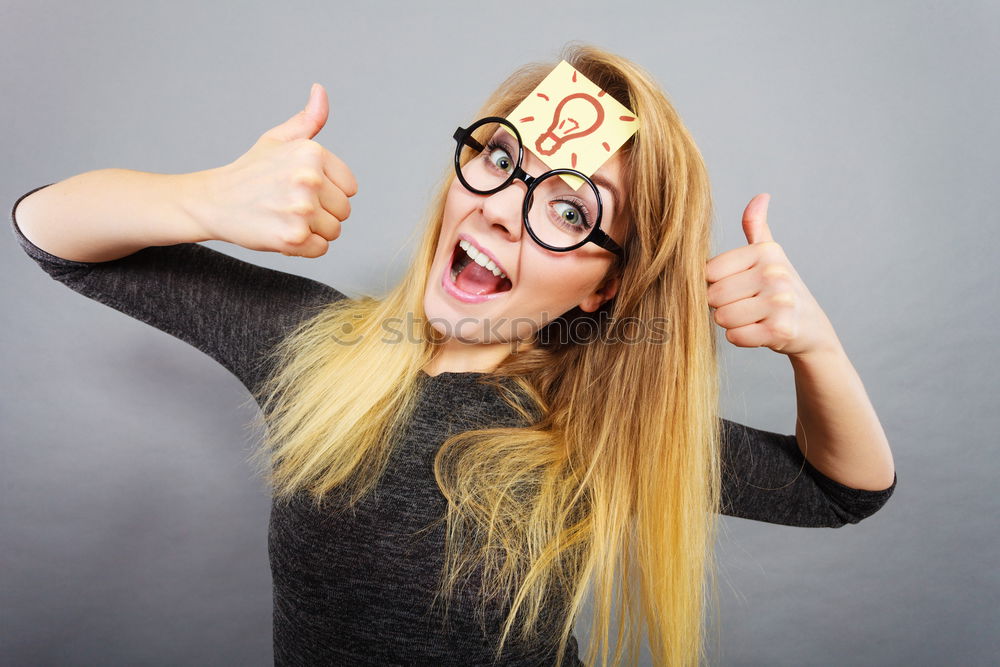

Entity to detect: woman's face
[423,137,626,350]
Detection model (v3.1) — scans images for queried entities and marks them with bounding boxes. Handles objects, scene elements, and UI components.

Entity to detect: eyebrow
[589,174,621,220]
[521,149,621,220]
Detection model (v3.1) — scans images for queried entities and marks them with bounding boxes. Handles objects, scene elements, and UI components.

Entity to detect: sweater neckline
[418,369,488,379]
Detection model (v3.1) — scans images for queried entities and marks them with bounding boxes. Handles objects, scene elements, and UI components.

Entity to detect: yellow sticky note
[507,60,639,189]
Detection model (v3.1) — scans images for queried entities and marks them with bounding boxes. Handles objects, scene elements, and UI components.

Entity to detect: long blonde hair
[247,43,721,666]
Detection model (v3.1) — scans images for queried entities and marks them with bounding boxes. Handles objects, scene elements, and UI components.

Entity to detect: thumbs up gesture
[199,83,359,257]
[704,194,841,358]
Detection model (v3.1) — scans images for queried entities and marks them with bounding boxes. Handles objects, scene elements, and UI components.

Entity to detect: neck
[422,337,533,376]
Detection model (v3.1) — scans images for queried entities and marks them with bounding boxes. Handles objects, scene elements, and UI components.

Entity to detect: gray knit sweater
[11,183,896,666]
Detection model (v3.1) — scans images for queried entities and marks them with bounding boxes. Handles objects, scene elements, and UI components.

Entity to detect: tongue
[455,259,506,295]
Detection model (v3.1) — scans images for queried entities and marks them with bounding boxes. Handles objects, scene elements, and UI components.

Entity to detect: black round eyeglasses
[452,116,626,260]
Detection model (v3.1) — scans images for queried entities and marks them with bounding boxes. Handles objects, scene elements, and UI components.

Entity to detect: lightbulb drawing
[534,93,605,157]
[506,60,638,187]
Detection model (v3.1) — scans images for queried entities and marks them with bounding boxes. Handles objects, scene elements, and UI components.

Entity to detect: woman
[12,44,896,666]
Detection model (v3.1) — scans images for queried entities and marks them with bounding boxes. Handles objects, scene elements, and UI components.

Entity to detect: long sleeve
[10,182,348,395]
[719,417,897,527]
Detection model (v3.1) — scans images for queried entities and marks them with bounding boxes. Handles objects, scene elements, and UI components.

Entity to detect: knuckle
[291,167,322,189]
[289,141,324,169]
[282,222,311,245]
[761,263,790,280]
[771,291,796,307]
[288,198,315,217]
[295,138,323,157]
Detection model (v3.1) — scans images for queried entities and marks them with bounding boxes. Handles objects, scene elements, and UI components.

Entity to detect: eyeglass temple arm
[590,228,626,258]
[454,128,484,153]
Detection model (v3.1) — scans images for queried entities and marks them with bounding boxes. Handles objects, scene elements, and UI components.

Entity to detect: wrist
[789,338,847,369]
[173,169,222,244]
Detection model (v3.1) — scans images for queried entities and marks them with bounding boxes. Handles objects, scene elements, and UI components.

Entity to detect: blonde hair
[247,43,722,666]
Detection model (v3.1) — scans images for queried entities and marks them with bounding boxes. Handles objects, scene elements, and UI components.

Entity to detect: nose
[480,181,527,241]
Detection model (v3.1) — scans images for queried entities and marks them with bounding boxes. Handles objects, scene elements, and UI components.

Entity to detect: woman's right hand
[198,83,359,258]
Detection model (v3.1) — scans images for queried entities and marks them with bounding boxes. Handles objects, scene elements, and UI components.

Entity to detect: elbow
[826,470,898,528]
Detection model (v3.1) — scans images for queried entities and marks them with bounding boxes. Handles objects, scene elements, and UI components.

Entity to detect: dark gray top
[11,183,896,666]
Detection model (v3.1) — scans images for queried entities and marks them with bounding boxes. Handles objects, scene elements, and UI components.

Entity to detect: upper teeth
[459,240,507,280]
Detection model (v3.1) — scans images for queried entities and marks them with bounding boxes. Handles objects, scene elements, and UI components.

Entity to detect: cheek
[520,257,606,307]
[442,182,472,226]
[434,190,465,256]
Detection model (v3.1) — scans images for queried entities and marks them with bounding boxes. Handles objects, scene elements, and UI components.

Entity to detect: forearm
[13,168,216,263]
[789,343,896,491]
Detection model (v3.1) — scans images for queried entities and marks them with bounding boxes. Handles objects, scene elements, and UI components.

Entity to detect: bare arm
[15,85,358,265]
[706,194,897,494]
[790,345,897,491]
[13,168,215,263]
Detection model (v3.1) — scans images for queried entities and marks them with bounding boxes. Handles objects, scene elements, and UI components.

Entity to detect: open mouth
[448,239,513,296]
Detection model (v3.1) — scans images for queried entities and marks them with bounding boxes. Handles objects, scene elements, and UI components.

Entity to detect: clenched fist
[705,194,841,358]
[198,83,359,258]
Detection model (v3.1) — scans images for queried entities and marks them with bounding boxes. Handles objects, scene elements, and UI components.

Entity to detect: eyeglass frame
[452,116,626,260]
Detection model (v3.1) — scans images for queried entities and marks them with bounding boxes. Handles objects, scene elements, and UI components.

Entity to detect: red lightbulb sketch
[534,92,605,157]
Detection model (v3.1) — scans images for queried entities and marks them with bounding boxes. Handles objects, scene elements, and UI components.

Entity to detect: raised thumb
[260,83,329,143]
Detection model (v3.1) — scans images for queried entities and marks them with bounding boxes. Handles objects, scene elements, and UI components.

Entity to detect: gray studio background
[2,1,996,665]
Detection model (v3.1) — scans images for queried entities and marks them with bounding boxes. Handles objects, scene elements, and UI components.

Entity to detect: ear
[579,275,620,313]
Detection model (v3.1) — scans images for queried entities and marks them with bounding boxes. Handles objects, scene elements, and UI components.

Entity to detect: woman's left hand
[704,193,842,358]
